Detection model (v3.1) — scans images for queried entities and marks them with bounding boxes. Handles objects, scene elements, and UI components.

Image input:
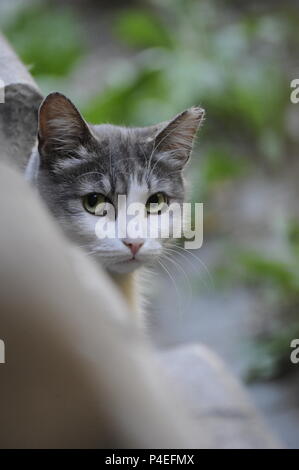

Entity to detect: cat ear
[153,106,205,169]
[38,92,92,160]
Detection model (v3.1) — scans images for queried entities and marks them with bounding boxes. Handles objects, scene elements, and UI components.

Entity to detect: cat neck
[108,270,142,324]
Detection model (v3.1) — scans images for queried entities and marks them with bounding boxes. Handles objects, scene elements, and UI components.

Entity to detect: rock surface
[0,34,43,170]
[158,344,281,448]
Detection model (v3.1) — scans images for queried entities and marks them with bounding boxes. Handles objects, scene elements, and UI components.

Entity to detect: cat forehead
[72,170,183,203]
[74,170,163,194]
[71,124,154,171]
[49,123,184,197]
[92,124,155,147]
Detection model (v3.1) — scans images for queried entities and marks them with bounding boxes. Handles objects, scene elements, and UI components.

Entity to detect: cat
[25,92,204,320]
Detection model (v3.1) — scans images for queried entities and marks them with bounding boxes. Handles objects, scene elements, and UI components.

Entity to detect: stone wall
[0,34,42,170]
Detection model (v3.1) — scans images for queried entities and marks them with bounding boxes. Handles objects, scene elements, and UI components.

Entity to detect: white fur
[25,145,40,183]
[66,175,164,276]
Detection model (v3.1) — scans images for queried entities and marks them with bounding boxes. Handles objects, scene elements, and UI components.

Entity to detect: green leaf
[3,2,83,77]
[202,148,248,185]
[82,68,166,125]
[238,252,297,292]
[245,322,299,382]
[288,220,299,259]
[115,10,173,49]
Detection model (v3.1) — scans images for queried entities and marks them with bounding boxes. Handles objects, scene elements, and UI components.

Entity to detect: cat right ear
[153,106,205,170]
[38,92,92,161]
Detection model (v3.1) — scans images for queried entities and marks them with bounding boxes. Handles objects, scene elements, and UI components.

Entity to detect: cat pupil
[148,194,159,204]
[88,193,99,207]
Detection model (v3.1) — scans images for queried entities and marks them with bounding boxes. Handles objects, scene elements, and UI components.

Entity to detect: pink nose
[123,241,144,257]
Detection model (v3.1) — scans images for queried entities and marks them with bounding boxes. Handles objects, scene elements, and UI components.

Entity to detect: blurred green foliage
[200,147,248,195]
[1,1,83,77]
[78,0,294,229]
[215,219,299,380]
[84,68,167,125]
[1,0,292,186]
[238,252,298,294]
[83,0,289,175]
[115,10,173,49]
[288,220,299,259]
[245,322,299,382]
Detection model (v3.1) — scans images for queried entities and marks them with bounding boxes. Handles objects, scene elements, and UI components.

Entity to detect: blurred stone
[0,34,43,170]
[158,343,282,448]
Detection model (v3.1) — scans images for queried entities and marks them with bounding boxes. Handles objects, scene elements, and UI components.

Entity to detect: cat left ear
[38,92,93,160]
[154,106,205,169]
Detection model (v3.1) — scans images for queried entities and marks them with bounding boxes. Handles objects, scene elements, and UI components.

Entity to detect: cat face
[36,93,204,273]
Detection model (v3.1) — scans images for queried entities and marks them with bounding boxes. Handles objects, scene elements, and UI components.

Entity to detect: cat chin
[106,259,143,274]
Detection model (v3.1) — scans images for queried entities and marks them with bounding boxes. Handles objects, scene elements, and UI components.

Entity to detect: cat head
[36,92,204,273]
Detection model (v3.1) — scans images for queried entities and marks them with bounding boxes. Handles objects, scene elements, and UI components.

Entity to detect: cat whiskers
[166,243,215,290]
[159,249,193,314]
[157,258,183,318]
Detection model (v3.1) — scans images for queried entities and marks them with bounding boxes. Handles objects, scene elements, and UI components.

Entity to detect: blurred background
[1,0,299,447]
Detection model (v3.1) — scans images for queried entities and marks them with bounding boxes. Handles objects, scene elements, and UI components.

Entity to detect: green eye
[146,192,167,214]
[82,193,108,215]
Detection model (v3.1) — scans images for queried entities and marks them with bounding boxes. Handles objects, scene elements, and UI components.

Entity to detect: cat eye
[146,192,168,214]
[82,193,109,216]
